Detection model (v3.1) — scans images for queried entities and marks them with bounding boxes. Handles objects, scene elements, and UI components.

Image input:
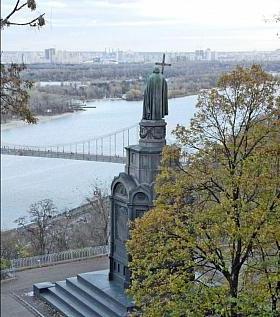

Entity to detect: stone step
[34,270,134,317]
[56,280,123,317]
[77,272,133,311]
[66,277,127,317]
[47,286,100,317]
[42,291,85,317]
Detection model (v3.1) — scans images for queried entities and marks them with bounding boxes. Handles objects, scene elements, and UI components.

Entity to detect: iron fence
[11,245,108,270]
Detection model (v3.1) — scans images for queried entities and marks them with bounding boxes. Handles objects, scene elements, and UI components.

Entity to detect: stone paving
[1,256,108,317]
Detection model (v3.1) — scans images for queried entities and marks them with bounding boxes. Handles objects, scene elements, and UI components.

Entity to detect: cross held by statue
[155,53,171,74]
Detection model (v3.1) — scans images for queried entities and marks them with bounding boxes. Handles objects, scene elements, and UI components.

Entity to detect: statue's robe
[143,72,168,120]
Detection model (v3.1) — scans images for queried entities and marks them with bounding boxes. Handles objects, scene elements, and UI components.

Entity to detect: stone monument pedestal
[109,119,166,289]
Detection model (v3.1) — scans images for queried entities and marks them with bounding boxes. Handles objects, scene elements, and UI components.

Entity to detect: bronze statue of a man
[142,67,168,120]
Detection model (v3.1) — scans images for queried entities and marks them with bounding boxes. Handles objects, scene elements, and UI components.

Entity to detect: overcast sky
[1,0,280,51]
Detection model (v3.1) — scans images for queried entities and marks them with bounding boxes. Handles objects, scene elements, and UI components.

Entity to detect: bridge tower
[109,118,166,288]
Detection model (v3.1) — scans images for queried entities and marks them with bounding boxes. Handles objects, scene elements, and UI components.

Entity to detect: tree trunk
[271,294,277,316]
[230,275,239,317]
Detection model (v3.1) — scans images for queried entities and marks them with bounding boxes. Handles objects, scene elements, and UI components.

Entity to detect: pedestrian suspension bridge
[1,124,140,164]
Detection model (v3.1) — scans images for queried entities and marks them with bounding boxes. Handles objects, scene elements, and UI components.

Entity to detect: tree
[0,258,12,270]
[128,65,280,316]
[1,64,37,123]
[1,0,45,29]
[49,209,73,252]
[67,183,110,249]
[1,0,45,123]
[0,229,29,260]
[85,182,110,245]
[15,199,59,255]
[125,88,143,101]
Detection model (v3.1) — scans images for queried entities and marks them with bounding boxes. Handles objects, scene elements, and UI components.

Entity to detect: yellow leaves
[128,65,280,316]
[1,63,38,123]
[218,65,274,91]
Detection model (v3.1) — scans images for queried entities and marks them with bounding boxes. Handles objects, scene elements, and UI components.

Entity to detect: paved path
[1,256,108,317]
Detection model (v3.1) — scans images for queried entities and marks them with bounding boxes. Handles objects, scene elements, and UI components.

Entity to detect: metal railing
[1,123,139,162]
[11,245,108,270]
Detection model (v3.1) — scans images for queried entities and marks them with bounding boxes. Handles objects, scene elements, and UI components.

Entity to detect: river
[1,96,197,229]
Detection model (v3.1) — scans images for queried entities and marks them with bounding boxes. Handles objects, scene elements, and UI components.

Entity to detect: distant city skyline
[2,48,279,65]
[1,0,279,52]
[2,48,280,53]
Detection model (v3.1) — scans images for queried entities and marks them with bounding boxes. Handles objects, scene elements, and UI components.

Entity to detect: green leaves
[1,63,37,123]
[128,65,280,316]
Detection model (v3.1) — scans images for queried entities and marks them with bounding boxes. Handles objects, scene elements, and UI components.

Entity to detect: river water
[1,96,197,229]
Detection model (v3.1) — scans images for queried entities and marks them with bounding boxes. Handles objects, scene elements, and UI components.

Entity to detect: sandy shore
[1,112,74,131]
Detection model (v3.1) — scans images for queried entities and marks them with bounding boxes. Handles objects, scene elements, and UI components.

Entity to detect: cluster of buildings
[169,49,217,62]
[1,48,280,64]
[167,49,280,62]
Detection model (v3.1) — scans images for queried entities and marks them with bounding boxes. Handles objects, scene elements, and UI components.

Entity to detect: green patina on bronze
[142,66,168,120]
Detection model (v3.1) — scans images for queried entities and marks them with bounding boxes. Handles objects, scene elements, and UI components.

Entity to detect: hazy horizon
[2,48,280,53]
[1,0,279,52]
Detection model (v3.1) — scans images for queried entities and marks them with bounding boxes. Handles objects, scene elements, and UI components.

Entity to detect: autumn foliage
[128,65,280,316]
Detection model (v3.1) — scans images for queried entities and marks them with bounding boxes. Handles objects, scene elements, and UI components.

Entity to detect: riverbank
[1,112,74,132]
[1,96,197,229]
[1,92,199,132]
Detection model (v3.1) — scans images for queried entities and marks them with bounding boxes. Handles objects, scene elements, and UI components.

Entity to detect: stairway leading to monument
[34,270,134,317]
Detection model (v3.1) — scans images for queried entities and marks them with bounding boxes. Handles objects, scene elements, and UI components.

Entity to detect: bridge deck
[1,148,126,164]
